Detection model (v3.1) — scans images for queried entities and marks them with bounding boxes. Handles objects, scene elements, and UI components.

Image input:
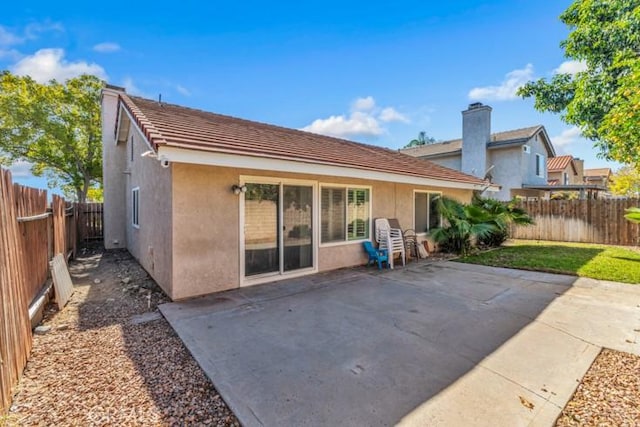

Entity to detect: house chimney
[461,103,491,178]
[573,158,584,183]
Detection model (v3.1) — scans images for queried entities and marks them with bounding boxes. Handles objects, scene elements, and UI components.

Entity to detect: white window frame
[319,183,372,247]
[563,172,569,185]
[536,154,545,177]
[412,190,442,236]
[132,187,140,228]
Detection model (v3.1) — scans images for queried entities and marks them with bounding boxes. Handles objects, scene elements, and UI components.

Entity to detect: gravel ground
[6,246,239,426]
[555,348,640,426]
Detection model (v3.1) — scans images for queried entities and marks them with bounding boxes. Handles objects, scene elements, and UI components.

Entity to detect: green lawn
[458,240,640,284]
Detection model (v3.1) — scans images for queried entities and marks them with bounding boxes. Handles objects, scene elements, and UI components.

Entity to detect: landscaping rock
[122,277,131,285]
[93,278,101,284]
[9,247,239,426]
[34,325,51,335]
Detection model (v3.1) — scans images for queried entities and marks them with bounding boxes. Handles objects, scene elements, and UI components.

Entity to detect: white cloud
[8,160,33,178]
[303,111,383,138]
[302,96,410,138]
[351,96,376,112]
[24,21,64,39]
[176,84,191,96]
[93,42,121,53]
[11,48,107,83]
[468,64,535,101]
[0,26,23,46]
[554,60,587,75]
[552,126,583,147]
[379,107,409,123]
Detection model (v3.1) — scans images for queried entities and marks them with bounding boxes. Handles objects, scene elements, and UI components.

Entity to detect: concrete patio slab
[160,261,640,427]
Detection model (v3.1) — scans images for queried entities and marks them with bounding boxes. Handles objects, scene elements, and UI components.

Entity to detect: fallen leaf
[519,395,535,410]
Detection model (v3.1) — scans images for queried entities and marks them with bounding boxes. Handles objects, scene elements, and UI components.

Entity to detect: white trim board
[159,146,498,191]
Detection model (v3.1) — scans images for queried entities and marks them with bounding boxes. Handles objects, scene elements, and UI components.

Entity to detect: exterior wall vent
[523,145,531,154]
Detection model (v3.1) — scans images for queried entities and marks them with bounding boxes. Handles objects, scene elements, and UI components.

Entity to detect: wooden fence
[511,198,640,246]
[77,202,103,242]
[0,169,34,415]
[0,169,104,414]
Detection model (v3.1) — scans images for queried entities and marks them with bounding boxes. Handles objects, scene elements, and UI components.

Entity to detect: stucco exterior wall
[123,124,173,296]
[522,134,550,186]
[101,90,127,249]
[171,163,473,300]
[421,155,462,172]
[487,146,523,200]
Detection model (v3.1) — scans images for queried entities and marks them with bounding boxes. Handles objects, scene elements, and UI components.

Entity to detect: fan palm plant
[472,196,534,247]
[428,197,498,255]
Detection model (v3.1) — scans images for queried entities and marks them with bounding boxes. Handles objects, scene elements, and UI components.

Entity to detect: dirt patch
[6,245,239,426]
[555,348,640,426]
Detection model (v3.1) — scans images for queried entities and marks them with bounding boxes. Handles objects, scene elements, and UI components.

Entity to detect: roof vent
[468,102,484,110]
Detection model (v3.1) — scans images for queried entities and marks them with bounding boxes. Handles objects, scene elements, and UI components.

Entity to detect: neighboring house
[101,86,495,300]
[547,155,583,186]
[583,168,612,189]
[400,103,556,201]
[545,156,605,199]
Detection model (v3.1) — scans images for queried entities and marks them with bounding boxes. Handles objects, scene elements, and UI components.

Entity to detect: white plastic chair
[374,218,406,269]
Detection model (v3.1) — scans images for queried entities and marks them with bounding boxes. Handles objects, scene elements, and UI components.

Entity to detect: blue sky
[1,0,622,190]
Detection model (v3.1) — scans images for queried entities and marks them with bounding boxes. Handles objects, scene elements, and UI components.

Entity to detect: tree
[610,166,640,197]
[517,1,640,166]
[404,131,437,148]
[0,72,103,202]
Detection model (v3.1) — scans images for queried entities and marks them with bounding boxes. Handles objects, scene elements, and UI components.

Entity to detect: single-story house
[400,103,556,201]
[101,86,496,300]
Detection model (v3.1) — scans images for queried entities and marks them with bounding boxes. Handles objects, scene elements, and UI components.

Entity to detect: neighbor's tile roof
[547,179,559,186]
[119,94,488,186]
[547,155,574,172]
[583,168,612,177]
[400,125,543,158]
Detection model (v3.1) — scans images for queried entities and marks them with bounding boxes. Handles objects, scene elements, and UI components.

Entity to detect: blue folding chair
[363,241,389,270]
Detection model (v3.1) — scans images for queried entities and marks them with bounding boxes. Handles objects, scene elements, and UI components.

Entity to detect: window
[130,135,134,162]
[563,172,569,185]
[536,154,545,177]
[321,186,370,243]
[132,187,140,227]
[414,192,441,234]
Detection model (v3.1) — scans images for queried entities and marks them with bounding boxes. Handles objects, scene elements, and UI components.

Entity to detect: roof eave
[158,145,493,191]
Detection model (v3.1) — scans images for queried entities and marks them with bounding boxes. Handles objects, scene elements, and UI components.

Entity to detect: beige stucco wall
[123,124,173,296]
[171,163,472,300]
[101,90,127,249]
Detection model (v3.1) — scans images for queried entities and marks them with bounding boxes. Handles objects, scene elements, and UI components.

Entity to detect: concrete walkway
[160,261,640,427]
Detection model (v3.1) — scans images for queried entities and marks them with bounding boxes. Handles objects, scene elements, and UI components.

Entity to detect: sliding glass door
[243,181,314,280]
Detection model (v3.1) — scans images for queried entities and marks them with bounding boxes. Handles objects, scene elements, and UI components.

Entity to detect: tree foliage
[0,72,103,202]
[610,166,640,197]
[517,1,640,166]
[404,131,437,148]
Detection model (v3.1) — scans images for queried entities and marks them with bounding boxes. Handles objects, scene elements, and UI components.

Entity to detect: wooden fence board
[512,199,640,246]
[0,169,32,414]
[50,254,74,310]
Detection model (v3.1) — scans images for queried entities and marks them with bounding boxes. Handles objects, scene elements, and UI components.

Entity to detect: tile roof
[583,168,612,177]
[118,94,488,186]
[400,125,543,158]
[547,179,559,186]
[547,155,574,172]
